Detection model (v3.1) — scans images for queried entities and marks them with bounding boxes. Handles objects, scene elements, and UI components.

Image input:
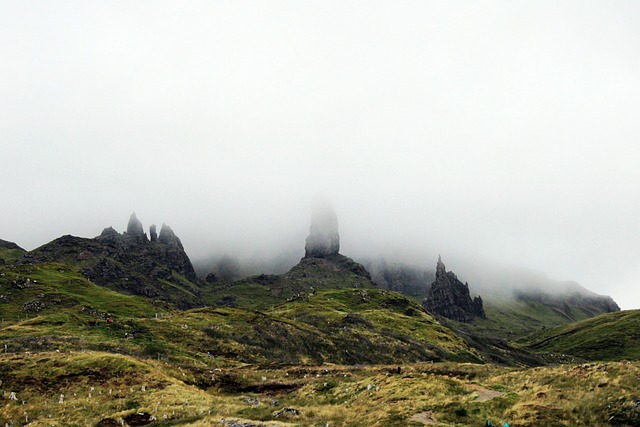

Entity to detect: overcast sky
[2,1,639,308]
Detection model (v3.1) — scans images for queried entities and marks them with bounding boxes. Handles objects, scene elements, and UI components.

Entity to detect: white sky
[2,1,639,308]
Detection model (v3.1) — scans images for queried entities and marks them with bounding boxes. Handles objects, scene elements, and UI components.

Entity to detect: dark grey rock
[205,272,218,283]
[0,239,25,251]
[126,212,144,235]
[157,223,197,281]
[149,224,157,242]
[422,256,485,322]
[304,199,340,258]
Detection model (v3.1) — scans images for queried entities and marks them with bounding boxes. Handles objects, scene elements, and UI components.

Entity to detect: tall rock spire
[423,256,485,322]
[436,255,446,278]
[149,224,157,242]
[126,212,144,235]
[304,198,340,258]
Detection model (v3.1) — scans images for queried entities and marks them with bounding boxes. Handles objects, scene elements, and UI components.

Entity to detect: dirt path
[467,384,506,401]
[410,384,506,425]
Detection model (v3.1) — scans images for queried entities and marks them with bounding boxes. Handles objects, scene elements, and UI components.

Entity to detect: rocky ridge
[22,213,200,308]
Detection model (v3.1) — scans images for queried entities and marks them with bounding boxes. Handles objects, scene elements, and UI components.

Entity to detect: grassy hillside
[203,255,376,310]
[521,309,640,362]
[2,351,639,426]
[0,260,480,366]
[3,247,639,425]
[451,294,620,342]
[0,262,159,326]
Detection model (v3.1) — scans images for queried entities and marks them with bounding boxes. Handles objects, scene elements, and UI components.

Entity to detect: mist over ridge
[2,1,639,308]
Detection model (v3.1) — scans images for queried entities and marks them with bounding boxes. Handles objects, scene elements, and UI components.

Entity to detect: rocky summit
[126,212,144,236]
[23,213,200,308]
[422,256,485,322]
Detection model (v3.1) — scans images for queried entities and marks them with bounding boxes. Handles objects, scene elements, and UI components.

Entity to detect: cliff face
[422,256,485,322]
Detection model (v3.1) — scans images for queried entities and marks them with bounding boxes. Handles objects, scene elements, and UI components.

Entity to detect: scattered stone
[273,407,300,418]
[21,299,45,312]
[243,397,260,406]
[10,277,33,289]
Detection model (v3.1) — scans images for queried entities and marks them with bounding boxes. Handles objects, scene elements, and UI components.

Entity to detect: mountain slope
[1,254,482,367]
[205,254,376,309]
[0,239,26,263]
[21,226,202,308]
[521,309,640,362]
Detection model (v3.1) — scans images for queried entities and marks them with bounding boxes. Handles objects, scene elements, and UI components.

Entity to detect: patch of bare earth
[410,410,439,425]
[468,384,506,401]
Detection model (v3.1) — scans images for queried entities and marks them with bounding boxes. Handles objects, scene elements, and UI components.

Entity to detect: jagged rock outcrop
[158,223,181,246]
[157,223,196,281]
[23,214,200,308]
[422,256,485,322]
[126,212,144,236]
[149,224,157,242]
[304,199,340,258]
[96,227,121,245]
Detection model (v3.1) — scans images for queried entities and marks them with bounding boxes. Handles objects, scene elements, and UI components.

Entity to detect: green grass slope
[136,288,483,367]
[0,261,185,358]
[3,258,640,425]
[273,288,482,363]
[1,260,481,367]
[521,309,640,362]
[452,293,620,342]
[0,262,160,321]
